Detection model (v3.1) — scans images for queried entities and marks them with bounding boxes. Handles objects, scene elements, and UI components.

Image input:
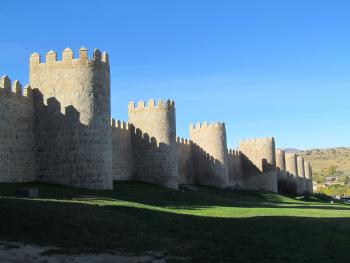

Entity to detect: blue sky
[0,0,349,149]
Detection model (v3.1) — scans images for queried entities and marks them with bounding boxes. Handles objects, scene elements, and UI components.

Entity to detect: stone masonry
[0,47,313,193]
[239,138,278,192]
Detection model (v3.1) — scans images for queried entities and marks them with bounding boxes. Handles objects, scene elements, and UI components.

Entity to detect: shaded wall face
[111,123,133,181]
[0,86,36,182]
[297,157,305,178]
[285,154,298,177]
[276,150,286,171]
[190,125,229,188]
[239,138,276,174]
[177,140,194,184]
[228,151,243,187]
[128,105,178,189]
[29,54,113,190]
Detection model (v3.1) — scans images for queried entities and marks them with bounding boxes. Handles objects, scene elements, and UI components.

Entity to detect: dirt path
[0,242,168,263]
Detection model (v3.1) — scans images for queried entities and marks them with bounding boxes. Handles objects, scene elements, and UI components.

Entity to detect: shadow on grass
[0,182,348,211]
[0,196,350,262]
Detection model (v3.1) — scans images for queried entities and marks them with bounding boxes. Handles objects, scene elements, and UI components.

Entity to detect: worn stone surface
[128,99,178,189]
[285,153,298,178]
[176,137,194,185]
[276,150,286,173]
[304,161,313,193]
[228,149,243,188]
[190,122,229,188]
[111,120,133,181]
[0,47,314,193]
[29,48,113,190]
[297,156,306,193]
[0,77,36,182]
[239,138,277,192]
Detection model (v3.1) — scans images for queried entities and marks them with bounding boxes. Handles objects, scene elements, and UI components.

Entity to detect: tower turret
[29,47,112,190]
[128,99,178,189]
[190,122,229,188]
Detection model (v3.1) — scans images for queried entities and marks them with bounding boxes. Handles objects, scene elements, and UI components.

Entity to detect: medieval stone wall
[190,122,229,188]
[111,119,133,181]
[228,149,243,187]
[128,99,178,189]
[0,46,315,193]
[239,138,277,192]
[29,48,113,190]
[285,153,298,178]
[297,156,306,193]
[304,161,313,193]
[0,76,36,182]
[276,150,286,174]
[176,137,194,184]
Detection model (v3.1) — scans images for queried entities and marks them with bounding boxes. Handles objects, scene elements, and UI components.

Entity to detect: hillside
[1,182,350,262]
[298,147,350,184]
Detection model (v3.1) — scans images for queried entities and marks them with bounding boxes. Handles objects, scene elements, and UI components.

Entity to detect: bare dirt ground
[0,242,168,263]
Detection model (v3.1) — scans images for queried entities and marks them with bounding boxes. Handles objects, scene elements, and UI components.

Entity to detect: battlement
[239,137,275,144]
[228,149,241,156]
[128,99,175,112]
[0,75,33,99]
[111,118,130,130]
[176,136,192,145]
[189,122,225,130]
[30,47,109,66]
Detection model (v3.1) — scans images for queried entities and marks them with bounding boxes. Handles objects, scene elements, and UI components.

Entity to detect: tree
[326,165,337,176]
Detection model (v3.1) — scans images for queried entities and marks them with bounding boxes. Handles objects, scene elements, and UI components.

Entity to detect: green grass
[1,182,350,262]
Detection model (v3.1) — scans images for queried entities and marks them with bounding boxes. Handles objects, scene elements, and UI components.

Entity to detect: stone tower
[128,99,178,189]
[285,153,298,178]
[29,47,113,190]
[239,137,277,192]
[239,138,276,173]
[304,161,313,193]
[190,122,229,188]
[297,156,306,193]
[276,149,286,174]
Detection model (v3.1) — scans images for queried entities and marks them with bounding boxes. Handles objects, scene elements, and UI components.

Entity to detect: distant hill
[297,147,350,184]
[281,148,300,153]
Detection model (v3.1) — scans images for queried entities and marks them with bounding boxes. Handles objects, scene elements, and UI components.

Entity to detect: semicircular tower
[128,99,178,189]
[29,47,112,189]
[190,122,229,188]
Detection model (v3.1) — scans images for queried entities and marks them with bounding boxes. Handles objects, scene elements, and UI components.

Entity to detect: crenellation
[129,99,175,112]
[0,46,314,194]
[23,85,33,99]
[1,75,11,92]
[102,51,109,63]
[12,80,22,96]
[30,48,109,68]
[30,52,41,64]
[46,50,57,63]
[93,48,101,61]
[62,47,74,61]
[79,47,88,60]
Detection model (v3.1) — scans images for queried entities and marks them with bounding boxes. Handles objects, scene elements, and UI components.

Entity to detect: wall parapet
[128,99,175,112]
[190,121,225,130]
[111,118,131,130]
[30,47,109,67]
[0,75,33,99]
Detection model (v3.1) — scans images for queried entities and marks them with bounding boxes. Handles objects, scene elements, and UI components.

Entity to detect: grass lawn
[0,181,350,262]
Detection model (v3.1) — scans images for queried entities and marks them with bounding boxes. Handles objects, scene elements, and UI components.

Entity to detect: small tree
[326,165,337,176]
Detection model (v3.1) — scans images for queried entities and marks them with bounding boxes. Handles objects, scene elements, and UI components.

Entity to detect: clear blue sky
[0,0,349,150]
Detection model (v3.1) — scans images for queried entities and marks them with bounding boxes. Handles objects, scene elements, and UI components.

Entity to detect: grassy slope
[1,182,350,262]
